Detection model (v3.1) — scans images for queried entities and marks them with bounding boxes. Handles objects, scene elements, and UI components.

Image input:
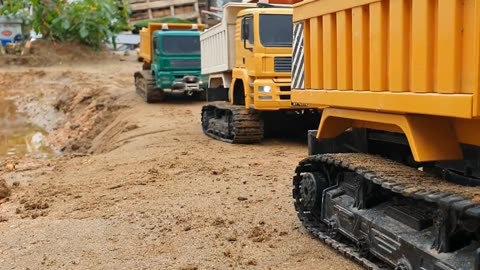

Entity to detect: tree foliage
[0,0,130,50]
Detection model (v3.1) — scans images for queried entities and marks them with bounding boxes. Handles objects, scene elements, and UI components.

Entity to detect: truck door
[153,36,160,64]
[240,15,256,74]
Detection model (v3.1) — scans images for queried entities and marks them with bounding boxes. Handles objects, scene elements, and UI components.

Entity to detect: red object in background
[1,30,12,37]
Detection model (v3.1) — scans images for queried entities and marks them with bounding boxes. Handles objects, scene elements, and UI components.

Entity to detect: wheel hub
[300,172,319,210]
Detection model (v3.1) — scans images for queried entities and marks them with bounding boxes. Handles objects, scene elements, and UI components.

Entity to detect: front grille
[170,59,201,69]
[274,57,292,73]
[280,86,291,100]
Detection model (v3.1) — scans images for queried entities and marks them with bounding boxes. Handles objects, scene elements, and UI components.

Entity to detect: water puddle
[0,93,53,158]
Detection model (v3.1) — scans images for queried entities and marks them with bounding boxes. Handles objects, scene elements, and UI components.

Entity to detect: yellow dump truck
[134,23,208,103]
[290,1,480,269]
[199,1,320,144]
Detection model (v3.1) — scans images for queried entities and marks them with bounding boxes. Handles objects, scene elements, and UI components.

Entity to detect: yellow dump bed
[291,0,480,119]
[138,23,206,65]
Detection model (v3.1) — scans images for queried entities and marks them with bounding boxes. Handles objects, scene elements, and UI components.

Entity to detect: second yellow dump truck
[199,1,320,144]
[290,0,480,269]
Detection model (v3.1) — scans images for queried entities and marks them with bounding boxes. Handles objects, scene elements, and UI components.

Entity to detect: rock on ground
[0,178,11,199]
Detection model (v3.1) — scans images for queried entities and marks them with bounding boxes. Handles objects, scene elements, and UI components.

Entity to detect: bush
[0,0,130,50]
[0,0,30,19]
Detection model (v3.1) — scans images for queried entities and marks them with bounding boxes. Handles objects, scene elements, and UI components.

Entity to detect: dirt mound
[48,84,128,153]
[0,67,133,155]
[0,39,120,67]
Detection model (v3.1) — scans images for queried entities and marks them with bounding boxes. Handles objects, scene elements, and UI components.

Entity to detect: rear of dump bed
[291,0,480,119]
[199,18,233,75]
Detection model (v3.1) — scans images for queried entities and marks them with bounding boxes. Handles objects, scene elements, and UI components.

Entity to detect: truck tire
[134,71,166,103]
[144,87,166,103]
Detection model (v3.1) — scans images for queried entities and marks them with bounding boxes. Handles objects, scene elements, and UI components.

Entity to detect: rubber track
[134,71,165,103]
[293,153,480,269]
[201,102,263,144]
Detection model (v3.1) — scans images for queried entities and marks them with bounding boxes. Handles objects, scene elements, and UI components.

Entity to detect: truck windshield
[162,36,200,54]
[259,14,293,48]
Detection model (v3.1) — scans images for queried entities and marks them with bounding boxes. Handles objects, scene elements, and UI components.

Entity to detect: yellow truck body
[137,23,206,66]
[290,2,480,269]
[291,0,480,162]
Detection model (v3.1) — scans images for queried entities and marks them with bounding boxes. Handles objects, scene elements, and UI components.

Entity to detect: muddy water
[0,93,52,158]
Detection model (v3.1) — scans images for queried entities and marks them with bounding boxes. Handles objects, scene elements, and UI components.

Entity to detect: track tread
[201,102,263,144]
[293,153,480,269]
[134,71,166,103]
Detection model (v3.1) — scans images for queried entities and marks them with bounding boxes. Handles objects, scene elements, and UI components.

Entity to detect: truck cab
[233,7,293,109]
[201,3,299,110]
[151,27,208,95]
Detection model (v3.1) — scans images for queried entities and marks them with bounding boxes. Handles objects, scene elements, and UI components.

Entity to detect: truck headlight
[259,86,272,93]
[184,76,198,83]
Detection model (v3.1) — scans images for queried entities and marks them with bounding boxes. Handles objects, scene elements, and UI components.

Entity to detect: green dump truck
[134,23,208,103]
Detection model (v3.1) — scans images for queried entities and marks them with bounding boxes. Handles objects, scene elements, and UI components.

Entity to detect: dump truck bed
[291,0,480,119]
[200,3,257,75]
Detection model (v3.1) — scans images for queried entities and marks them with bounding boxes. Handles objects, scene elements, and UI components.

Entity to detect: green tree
[0,0,130,50]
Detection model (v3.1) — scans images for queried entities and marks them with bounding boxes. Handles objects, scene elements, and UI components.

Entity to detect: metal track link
[293,153,480,269]
[201,102,263,144]
[300,219,383,269]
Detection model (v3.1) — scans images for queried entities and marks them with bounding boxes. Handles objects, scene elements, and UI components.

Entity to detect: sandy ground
[0,54,361,269]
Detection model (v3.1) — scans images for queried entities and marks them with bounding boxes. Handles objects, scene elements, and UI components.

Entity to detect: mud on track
[0,57,360,269]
